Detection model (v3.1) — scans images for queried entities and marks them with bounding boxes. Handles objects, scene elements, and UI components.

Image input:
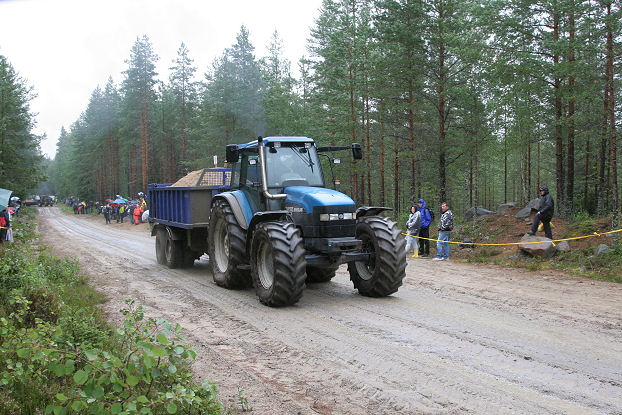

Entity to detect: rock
[460,238,475,249]
[516,207,533,219]
[594,244,610,256]
[555,240,570,252]
[528,198,540,210]
[518,234,556,258]
[464,207,495,221]
[497,202,516,214]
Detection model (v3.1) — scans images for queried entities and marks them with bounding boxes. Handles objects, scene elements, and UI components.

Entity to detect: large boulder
[464,207,495,221]
[497,202,516,215]
[518,234,556,258]
[528,198,540,210]
[515,207,533,219]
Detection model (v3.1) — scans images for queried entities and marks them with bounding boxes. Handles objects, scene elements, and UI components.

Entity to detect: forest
[1,0,621,222]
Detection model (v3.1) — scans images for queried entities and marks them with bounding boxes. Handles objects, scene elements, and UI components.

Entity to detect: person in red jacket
[133,205,142,225]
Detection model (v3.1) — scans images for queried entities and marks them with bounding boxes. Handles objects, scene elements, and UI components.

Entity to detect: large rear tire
[347,216,406,297]
[250,222,306,307]
[306,265,339,283]
[208,199,250,288]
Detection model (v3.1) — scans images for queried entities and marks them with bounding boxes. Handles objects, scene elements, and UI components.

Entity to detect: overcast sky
[0,0,322,158]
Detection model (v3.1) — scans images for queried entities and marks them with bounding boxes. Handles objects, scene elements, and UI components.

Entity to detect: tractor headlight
[319,212,354,221]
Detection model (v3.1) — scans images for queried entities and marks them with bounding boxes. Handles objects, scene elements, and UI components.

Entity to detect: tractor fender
[355,206,393,219]
[246,210,289,252]
[212,192,251,230]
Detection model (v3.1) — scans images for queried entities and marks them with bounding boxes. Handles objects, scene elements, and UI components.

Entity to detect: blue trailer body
[148,168,231,229]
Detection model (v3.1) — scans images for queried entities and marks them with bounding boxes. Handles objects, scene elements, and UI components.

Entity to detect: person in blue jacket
[417,199,433,257]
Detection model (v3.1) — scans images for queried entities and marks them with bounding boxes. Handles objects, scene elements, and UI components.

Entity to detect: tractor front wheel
[347,216,406,297]
[250,222,306,307]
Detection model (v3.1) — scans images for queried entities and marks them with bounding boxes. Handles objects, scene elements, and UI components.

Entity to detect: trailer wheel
[250,222,306,307]
[306,265,339,283]
[163,229,184,269]
[347,216,406,297]
[208,199,250,288]
[155,228,167,265]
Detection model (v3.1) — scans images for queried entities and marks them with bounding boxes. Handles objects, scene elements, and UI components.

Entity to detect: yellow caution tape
[402,228,622,247]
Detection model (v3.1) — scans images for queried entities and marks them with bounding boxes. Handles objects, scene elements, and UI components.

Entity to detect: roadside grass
[453,213,622,283]
[0,208,226,414]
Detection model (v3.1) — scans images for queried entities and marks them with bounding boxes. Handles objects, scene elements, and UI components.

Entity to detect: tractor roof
[237,136,315,150]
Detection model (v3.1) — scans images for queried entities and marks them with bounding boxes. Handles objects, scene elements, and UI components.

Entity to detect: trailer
[148,168,230,268]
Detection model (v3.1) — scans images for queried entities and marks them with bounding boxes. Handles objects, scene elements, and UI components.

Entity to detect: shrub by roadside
[0,209,224,414]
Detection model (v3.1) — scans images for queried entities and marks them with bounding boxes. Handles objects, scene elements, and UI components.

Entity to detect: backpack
[427,208,435,222]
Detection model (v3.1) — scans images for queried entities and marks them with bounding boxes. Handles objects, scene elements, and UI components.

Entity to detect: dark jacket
[438,209,454,231]
[419,199,432,228]
[538,191,554,221]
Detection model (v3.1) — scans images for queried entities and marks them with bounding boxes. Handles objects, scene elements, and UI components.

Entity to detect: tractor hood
[284,186,355,213]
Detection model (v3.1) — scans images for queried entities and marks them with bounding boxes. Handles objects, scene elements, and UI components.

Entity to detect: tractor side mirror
[352,143,362,160]
[226,144,239,163]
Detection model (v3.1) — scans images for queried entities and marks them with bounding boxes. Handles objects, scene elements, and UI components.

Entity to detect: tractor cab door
[237,152,261,214]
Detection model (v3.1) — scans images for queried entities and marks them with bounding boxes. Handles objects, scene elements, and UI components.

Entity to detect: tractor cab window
[265,143,324,188]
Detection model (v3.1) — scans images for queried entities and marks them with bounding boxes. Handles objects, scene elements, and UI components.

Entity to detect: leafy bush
[57,307,109,349]
[0,209,225,414]
[0,297,222,415]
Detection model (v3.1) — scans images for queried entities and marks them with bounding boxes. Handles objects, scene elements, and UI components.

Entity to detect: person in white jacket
[404,205,421,258]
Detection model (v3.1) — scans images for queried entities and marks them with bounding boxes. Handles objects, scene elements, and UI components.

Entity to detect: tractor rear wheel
[208,199,250,288]
[250,222,306,307]
[347,216,406,297]
[306,265,339,283]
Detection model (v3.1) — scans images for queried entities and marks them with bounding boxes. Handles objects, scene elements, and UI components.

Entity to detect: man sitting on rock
[528,185,554,239]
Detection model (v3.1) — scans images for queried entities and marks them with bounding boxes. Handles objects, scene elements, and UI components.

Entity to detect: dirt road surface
[38,207,622,414]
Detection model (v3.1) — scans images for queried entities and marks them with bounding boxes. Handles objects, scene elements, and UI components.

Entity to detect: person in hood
[417,199,433,257]
[404,205,421,258]
[528,185,554,239]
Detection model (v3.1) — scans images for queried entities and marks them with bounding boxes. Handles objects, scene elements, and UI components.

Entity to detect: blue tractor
[210,136,406,306]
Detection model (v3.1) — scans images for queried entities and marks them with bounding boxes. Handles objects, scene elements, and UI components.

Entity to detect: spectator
[528,185,554,239]
[404,205,421,258]
[434,201,454,261]
[417,199,432,257]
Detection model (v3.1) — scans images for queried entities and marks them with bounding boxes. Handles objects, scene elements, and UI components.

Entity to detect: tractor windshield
[265,143,324,188]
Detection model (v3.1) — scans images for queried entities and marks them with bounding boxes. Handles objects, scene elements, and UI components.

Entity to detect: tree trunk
[605,1,618,236]
[584,136,590,212]
[437,4,447,204]
[365,92,371,205]
[380,109,386,207]
[408,72,415,201]
[394,135,400,214]
[566,6,575,218]
[553,6,565,215]
[598,83,609,215]
[130,144,137,197]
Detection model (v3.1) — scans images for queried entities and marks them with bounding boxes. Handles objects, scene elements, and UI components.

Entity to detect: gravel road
[38,207,622,414]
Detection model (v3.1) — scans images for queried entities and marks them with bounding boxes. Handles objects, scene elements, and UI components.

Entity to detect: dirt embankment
[37,207,622,415]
